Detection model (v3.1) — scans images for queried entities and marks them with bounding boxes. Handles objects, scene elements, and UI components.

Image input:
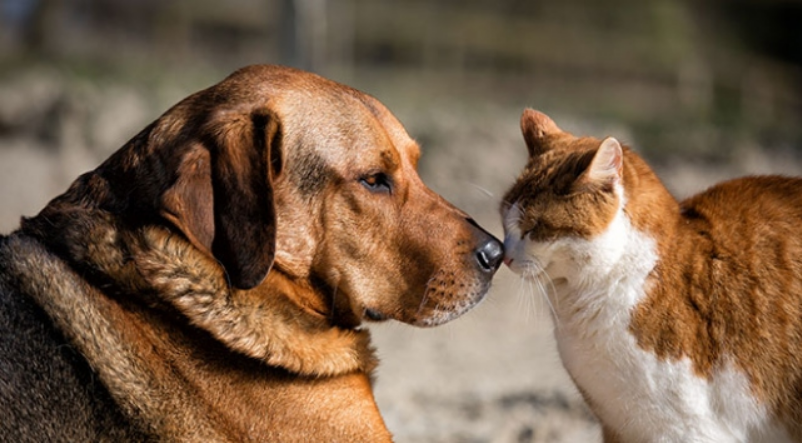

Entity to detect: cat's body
[501,109,802,443]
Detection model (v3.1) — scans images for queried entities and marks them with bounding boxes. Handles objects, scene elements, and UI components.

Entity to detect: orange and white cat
[501,109,802,443]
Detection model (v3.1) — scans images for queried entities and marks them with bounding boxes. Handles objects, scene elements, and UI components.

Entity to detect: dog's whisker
[416,272,442,318]
[416,290,429,317]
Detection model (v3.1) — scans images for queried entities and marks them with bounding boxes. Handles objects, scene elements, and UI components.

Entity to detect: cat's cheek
[504,259,526,276]
[535,241,581,280]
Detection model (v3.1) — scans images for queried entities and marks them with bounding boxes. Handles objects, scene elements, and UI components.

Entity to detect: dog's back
[0,234,146,442]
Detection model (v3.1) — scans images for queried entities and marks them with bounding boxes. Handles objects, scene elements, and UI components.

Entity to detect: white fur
[502,195,793,442]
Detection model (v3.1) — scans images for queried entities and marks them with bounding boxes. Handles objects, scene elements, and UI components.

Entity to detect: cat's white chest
[548,218,791,443]
[556,303,795,443]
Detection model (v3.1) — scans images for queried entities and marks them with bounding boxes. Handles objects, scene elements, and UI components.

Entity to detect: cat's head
[500,109,627,282]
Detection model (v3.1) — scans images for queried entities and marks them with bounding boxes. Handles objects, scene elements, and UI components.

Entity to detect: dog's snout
[464,218,504,273]
[475,238,504,273]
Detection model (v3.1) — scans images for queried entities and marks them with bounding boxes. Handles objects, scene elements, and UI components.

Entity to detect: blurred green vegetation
[1,0,800,163]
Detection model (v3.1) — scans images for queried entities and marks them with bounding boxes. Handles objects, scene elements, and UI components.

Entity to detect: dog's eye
[360,173,392,194]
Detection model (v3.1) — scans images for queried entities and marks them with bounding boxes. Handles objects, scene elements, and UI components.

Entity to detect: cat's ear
[578,137,623,191]
[520,109,562,157]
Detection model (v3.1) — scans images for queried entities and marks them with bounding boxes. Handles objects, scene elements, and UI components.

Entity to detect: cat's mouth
[504,256,544,277]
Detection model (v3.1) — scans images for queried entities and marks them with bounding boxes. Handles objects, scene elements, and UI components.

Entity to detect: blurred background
[1,1,801,441]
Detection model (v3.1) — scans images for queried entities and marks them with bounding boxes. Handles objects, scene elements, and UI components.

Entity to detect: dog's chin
[409,306,473,328]
[362,299,486,328]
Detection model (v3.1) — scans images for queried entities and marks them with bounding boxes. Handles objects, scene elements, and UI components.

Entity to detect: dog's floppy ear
[160,109,283,290]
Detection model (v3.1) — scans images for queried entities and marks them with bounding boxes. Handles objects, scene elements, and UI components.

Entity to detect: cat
[500,109,802,443]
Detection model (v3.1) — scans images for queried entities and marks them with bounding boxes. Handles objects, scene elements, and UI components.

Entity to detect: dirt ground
[2,71,802,443]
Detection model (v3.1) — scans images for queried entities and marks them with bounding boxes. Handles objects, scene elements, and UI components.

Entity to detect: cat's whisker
[541,268,559,305]
[534,272,560,328]
[526,271,543,315]
[519,260,555,325]
[467,183,495,199]
[539,269,561,329]
[513,273,530,321]
[519,266,542,324]
[520,259,560,328]
[523,269,541,323]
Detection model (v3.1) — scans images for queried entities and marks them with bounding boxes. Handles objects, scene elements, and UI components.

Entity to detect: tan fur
[504,109,802,441]
[7,65,502,441]
[2,234,388,441]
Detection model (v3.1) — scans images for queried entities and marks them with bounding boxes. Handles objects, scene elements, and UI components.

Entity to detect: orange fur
[503,109,802,442]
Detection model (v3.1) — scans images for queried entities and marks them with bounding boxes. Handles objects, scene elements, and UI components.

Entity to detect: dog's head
[26,65,503,329]
[269,71,504,327]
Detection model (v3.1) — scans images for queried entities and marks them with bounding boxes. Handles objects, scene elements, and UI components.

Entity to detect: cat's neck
[619,148,681,249]
[550,205,660,327]
[549,150,679,326]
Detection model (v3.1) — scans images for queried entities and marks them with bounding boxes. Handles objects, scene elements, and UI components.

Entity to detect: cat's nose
[475,238,504,273]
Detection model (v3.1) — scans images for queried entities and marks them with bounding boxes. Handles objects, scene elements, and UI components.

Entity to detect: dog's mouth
[358,276,493,327]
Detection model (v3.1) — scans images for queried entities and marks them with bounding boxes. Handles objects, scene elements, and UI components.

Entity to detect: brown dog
[0,65,503,441]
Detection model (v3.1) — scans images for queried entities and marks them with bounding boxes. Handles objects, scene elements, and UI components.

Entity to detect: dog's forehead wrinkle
[287,147,334,197]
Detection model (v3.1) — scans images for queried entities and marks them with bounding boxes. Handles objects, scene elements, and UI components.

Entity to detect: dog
[0,65,503,442]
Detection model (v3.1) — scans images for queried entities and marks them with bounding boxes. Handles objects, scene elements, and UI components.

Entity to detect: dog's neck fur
[19,194,376,378]
[1,232,231,440]
[2,231,390,441]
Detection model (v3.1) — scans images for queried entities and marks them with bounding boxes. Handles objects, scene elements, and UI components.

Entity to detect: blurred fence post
[23,0,58,54]
[279,0,329,73]
[278,0,299,67]
[329,0,355,76]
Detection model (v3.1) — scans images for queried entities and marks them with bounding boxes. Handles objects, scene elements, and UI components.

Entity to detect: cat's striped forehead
[503,147,595,203]
[501,135,622,240]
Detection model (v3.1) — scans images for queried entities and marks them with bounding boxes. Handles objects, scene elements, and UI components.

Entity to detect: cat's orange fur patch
[631,176,802,434]
[510,109,802,440]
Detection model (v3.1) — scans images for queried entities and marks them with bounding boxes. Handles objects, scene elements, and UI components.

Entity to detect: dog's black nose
[475,238,504,273]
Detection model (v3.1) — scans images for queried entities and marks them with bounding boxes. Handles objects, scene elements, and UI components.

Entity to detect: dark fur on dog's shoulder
[0,234,148,441]
[0,229,379,441]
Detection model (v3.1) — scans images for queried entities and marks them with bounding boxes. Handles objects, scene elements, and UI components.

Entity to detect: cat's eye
[360,172,393,194]
[522,229,535,240]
